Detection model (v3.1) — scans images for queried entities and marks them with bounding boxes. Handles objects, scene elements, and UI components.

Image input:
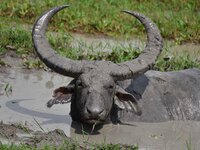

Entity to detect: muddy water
[0,69,200,149]
[71,121,200,150]
[0,69,72,135]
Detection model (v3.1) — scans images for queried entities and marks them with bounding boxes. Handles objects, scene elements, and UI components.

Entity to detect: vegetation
[156,54,200,71]
[0,0,199,43]
[0,0,199,70]
[0,21,142,68]
[0,143,138,150]
[1,19,199,71]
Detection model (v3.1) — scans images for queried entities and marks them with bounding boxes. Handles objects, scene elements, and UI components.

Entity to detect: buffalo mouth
[82,117,105,125]
[81,107,108,124]
[85,120,103,125]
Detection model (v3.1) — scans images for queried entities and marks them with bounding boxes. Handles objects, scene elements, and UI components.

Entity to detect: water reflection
[5,99,70,125]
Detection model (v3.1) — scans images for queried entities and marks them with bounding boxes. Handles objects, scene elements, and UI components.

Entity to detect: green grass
[3,82,12,96]
[0,144,30,150]
[0,0,199,43]
[48,33,141,63]
[0,143,138,150]
[0,20,199,71]
[0,23,32,55]
[0,59,7,67]
[155,54,200,71]
[0,21,141,67]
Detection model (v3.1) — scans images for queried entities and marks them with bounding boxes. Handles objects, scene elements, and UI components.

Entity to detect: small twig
[33,117,45,132]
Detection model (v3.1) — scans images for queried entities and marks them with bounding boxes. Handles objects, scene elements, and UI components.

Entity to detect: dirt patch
[0,51,49,76]
[0,122,74,148]
[0,51,21,68]
[0,122,21,140]
[24,129,74,148]
[0,123,136,149]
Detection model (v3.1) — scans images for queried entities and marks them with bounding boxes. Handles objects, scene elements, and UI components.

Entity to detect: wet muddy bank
[0,122,137,149]
[0,120,200,150]
[0,122,73,148]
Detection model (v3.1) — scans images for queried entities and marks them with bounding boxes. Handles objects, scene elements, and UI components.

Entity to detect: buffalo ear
[115,86,142,116]
[46,83,74,108]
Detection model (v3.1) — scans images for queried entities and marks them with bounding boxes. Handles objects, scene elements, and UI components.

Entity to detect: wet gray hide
[117,68,200,123]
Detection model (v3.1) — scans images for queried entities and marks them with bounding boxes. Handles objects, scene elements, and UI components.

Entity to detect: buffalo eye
[108,85,114,89]
[104,84,114,90]
[76,80,83,88]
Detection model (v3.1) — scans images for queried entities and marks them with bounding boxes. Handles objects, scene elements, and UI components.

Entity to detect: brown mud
[0,122,135,149]
[0,122,74,148]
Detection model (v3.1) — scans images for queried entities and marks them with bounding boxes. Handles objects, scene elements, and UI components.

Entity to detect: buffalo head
[32,5,163,124]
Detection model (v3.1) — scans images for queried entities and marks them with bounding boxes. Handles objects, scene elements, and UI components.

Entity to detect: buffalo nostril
[86,107,104,117]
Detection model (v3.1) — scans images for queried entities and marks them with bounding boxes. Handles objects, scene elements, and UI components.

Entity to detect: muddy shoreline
[0,122,138,149]
[0,122,69,147]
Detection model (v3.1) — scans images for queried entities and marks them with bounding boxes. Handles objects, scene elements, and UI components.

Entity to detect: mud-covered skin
[48,71,141,124]
[49,69,200,123]
[70,70,115,124]
[32,6,163,124]
[117,69,200,122]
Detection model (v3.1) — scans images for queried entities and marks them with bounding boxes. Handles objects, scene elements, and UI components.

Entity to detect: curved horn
[110,11,163,80]
[32,5,84,78]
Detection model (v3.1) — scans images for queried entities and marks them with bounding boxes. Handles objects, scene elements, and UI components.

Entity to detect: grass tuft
[0,142,138,150]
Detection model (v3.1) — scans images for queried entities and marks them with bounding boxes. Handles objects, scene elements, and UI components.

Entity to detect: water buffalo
[117,68,200,123]
[32,5,200,124]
